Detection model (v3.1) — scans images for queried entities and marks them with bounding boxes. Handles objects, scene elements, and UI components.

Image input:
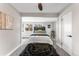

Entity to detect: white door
[61,12,72,55]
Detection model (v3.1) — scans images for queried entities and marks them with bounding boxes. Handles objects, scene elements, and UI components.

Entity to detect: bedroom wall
[72,4,79,56]
[22,22,56,37]
[0,3,21,55]
[21,17,57,38]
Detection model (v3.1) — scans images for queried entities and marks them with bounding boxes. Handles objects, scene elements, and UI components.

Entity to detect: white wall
[22,22,56,38]
[0,3,21,55]
[22,17,57,37]
[72,4,79,56]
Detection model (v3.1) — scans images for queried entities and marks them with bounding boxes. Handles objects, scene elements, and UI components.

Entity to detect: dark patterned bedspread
[20,43,59,56]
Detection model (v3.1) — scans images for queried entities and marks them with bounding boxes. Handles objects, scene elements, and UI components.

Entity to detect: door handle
[67,35,72,37]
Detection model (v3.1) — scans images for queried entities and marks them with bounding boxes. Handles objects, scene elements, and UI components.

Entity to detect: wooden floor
[53,43,70,56]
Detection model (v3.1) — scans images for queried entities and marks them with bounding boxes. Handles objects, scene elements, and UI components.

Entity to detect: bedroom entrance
[61,12,72,55]
[20,17,58,56]
[21,17,57,44]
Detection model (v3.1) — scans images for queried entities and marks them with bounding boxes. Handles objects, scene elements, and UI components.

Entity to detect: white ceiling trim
[22,17,57,22]
[21,13,59,17]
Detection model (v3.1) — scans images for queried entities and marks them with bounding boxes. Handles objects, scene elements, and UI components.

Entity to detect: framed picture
[0,11,14,30]
[2,13,6,29]
[48,24,51,28]
[0,12,2,29]
[6,15,13,30]
[25,24,32,31]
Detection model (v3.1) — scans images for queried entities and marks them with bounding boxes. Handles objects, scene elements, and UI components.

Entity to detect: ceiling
[11,3,70,13]
[10,3,70,17]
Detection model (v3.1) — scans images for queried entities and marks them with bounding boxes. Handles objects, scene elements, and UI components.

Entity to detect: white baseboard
[6,44,21,56]
[56,43,61,48]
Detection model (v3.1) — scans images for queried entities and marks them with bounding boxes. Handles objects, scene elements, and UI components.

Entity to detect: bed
[20,33,59,56]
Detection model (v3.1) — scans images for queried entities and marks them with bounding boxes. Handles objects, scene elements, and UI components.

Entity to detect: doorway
[61,12,72,55]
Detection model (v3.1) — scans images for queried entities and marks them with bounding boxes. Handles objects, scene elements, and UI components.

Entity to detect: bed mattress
[24,35,53,45]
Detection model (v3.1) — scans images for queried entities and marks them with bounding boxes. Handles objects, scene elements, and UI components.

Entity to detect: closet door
[61,12,72,55]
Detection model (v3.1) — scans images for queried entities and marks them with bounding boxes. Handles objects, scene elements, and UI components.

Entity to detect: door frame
[61,11,72,55]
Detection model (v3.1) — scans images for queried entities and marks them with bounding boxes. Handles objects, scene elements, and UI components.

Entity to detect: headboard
[34,26,46,33]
